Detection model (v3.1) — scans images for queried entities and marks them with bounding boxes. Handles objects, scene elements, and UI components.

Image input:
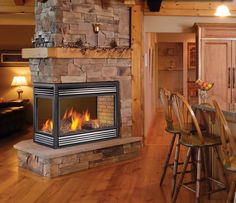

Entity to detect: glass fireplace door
[33,81,119,148]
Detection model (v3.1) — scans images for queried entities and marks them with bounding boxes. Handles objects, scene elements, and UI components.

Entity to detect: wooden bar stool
[213,100,236,203]
[159,88,181,196]
[171,93,227,203]
[159,88,195,196]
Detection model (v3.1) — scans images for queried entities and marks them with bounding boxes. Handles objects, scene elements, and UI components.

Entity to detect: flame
[63,109,68,119]
[71,111,83,131]
[42,119,53,132]
[41,108,91,133]
[84,110,90,122]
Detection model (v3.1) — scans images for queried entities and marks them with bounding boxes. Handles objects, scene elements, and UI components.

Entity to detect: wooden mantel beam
[22,48,131,59]
[13,0,25,6]
[124,0,136,7]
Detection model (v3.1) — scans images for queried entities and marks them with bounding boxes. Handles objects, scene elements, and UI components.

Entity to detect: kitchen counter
[191,98,236,123]
[191,98,235,189]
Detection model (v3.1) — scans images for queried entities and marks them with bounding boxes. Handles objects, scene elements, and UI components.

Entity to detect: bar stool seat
[165,124,180,134]
[226,156,236,171]
[180,132,221,147]
[166,123,205,134]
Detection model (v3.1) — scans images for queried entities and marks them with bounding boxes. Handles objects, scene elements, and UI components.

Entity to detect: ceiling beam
[145,9,236,17]
[13,0,25,6]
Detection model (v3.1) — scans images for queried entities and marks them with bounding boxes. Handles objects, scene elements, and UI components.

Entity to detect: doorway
[155,33,196,110]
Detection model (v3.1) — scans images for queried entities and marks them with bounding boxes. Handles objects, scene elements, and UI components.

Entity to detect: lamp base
[17,88,23,99]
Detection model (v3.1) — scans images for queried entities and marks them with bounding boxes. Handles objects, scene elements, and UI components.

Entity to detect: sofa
[0,100,28,137]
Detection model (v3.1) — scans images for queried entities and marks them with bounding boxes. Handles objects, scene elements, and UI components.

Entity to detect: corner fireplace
[33,81,120,148]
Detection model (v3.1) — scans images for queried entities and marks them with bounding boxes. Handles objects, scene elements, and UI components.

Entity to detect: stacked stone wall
[35,0,130,48]
[31,0,132,137]
[17,141,142,177]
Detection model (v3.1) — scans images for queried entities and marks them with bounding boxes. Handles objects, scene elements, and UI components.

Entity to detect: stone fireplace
[14,0,142,177]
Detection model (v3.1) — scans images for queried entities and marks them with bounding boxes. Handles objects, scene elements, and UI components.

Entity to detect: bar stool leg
[195,148,202,203]
[201,148,211,200]
[171,134,181,197]
[172,147,192,203]
[214,146,229,189]
[191,149,197,182]
[227,181,236,203]
[160,133,177,186]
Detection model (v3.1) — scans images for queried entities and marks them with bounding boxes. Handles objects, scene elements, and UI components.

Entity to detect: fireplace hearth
[34,81,120,148]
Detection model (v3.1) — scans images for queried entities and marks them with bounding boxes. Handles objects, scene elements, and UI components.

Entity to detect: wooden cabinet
[201,40,232,103]
[195,23,236,103]
[231,42,236,102]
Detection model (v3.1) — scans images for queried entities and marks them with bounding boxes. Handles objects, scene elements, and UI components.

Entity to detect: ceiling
[0,0,236,19]
[164,0,233,1]
[145,0,236,17]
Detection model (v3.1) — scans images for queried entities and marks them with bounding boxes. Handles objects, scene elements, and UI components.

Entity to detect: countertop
[191,97,236,121]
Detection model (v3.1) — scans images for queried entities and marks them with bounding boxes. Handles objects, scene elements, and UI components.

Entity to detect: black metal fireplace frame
[33,81,120,148]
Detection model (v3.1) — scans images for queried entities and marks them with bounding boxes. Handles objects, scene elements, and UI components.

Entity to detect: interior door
[201,40,232,103]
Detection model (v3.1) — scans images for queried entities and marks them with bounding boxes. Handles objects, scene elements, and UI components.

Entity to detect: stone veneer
[30,0,132,137]
[35,0,130,47]
[15,138,142,177]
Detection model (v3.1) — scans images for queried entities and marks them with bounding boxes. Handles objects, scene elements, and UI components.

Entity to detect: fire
[41,108,91,133]
[84,110,90,122]
[42,119,53,132]
[71,110,83,131]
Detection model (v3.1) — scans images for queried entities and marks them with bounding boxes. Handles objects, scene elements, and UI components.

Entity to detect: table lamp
[11,76,27,99]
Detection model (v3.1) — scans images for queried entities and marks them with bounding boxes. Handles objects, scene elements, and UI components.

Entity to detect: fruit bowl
[195,79,214,91]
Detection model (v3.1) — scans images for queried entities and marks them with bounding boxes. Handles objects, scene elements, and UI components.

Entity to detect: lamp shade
[215,5,231,17]
[11,76,27,86]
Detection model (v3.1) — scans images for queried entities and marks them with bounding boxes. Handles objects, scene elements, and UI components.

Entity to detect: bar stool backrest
[159,88,173,129]
[171,92,204,143]
[213,100,236,167]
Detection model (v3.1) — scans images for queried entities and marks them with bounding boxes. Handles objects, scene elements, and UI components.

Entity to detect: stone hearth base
[14,137,142,177]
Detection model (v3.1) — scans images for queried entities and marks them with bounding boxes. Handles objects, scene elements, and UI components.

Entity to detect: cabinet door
[231,41,236,103]
[201,40,232,103]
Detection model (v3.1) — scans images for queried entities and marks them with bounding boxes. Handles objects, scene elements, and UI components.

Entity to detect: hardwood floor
[0,113,227,203]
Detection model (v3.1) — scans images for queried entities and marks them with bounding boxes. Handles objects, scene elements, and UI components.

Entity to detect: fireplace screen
[34,81,119,148]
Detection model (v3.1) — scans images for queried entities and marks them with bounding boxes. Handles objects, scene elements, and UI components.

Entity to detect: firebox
[33,81,120,148]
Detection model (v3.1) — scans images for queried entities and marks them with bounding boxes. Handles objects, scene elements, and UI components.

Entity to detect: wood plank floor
[0,113,227,203]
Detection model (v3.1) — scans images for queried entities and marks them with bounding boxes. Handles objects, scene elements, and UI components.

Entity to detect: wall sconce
[93,23,100,34]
